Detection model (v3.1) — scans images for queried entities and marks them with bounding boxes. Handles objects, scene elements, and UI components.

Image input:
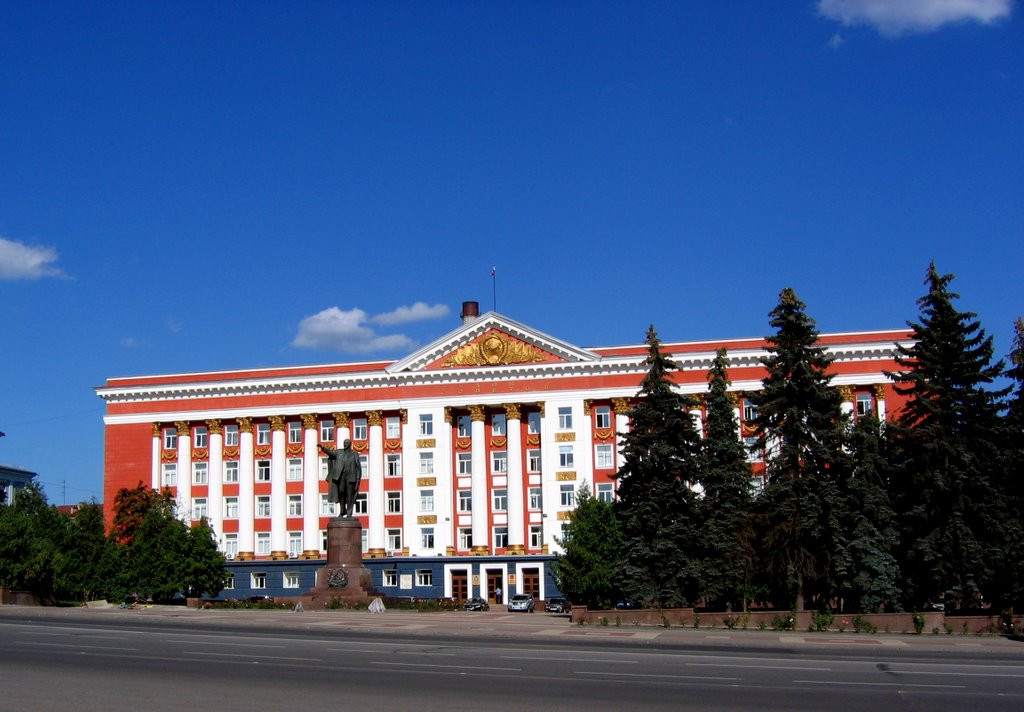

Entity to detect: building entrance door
[450,570,468,601]
[487,570,503,603]
[521,567,540,598]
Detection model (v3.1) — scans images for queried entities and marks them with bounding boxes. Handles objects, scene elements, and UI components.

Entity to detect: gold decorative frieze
[352,441,368,452]
[837,385,855,402]
[556,471,577,481]
[223,447,239,458]
[455,438,471,450]
[399,408,408,424]
[490,436,507,448]
[286,444,302,456]
[417,515,437,525]
[255,446,271,457]
[192,449,208,460]
[417,477,437,487]
[161,450,176,461]
[555,432,576,442]
[504,403,521,421]
[384,439,402,450]
[444,331,548,367]
[417,438,436,449]
[556,510,573,521]
[594,429,614,440]
[525,435,540,446]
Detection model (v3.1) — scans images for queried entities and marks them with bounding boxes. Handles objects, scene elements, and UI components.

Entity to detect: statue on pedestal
[319,439,362,518]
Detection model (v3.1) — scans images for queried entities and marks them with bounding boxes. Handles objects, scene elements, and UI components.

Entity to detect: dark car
[244,595,275,604]
[545,597,570,613]
[615,600,641,610]
[462,597,490,611]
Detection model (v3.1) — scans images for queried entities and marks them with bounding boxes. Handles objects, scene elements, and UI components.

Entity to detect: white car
[507,594,535,612]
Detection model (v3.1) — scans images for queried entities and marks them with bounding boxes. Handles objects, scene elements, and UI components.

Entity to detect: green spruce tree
[749,288,848,611]
[614,325,703,607]
[888,263,1008,610]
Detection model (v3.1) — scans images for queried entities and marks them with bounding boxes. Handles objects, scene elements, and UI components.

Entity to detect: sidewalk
[5,603,1024,655]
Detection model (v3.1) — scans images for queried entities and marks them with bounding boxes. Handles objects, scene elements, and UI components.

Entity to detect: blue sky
[1,1,1020,506]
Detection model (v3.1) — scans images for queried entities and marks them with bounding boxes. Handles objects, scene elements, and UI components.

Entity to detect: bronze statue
[319,439,362,518]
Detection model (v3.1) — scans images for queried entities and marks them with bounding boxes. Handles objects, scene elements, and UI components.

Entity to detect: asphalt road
[2,606,1023,711]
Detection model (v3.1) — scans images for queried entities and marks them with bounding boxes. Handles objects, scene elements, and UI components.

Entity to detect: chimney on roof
[460,301,480,323]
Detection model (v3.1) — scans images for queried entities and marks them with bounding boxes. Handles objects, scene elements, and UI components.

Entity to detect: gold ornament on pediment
[444,332,547,367]
[611,398,630,412]
[555,432,576,442]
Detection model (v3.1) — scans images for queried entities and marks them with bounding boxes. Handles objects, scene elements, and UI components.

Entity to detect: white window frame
[491,414,506,436]
[256,423,270,445]
[385,416,401,439]
[288,421,302,444]
[251,572,267,589]
[419,413,433,436]
[416,569,433,586]
[255,533,271,556]
[320,419,335,443]
[163,429,178,450]
[224,496,239,519]
[162,463,177,487]
[192,497,207,520]
[420,527,435,550]
[193,426,208,449]
[458,528,472,550]
[288,532,302,557]
[492,488,507,512]
[493,526,508,549]
[387,529,402,552]
[457,415,471,438]
[418,452,434,475]
[352,418,367,441]
[527,412,541,434]
[284,572,300,589]
[559,445,574,469]
[256,460,271,482]
[383,569,398,587]
[560,484,575,507]
[558,406,573,430]
[594,406,612,429]
[420,489,434,512]
[596,482,614,503]
[457,452,473,475]
[287,458,303,481]
[288,494,302,517]
[354,492,368,515]
[386,453,402,477]
[527,449,541,473]
[193,461,208,484]
[491,451,507,474]
[529,486,542,510]
[224,424,239,447]
[595,443,614,469]
[223,460,239,483]
[458,490,472,513]
[529,525,543,549]
[386,491,402,514]
[256,496,271,518]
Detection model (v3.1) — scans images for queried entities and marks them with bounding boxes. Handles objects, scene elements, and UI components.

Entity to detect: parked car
[507,594,535,613]
[462,597,490,611]
[544,597,570,613]
[244,595,275,604]
[615,600,641,610]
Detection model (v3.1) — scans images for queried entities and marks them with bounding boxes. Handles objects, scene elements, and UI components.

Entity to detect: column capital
[503,403,521,421]
[366,410,384,427]
[175,420,190,436]
[206,419,222,435]
[152,422,162,437]
[873,384,887,400]
[583,399,592,416]
[837,385,855,402]
[237,417,253,433]
[300,413,318,430]
[468,405,486,422]
[333,412,350,427]
[269,415,286,431]
[611,398,630,412]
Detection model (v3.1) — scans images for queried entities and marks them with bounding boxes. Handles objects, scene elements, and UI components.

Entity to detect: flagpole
[491,266,497,313]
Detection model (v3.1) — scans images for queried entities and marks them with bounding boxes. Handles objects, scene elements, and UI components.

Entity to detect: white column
[237,418,255,558]
[367,411,386,555]
[301,414,320,557]
[689,404,704,438]
[612,398,630,472]
[504,403,525,554]
[151,423,161,490]
[175,421,192,521]
[469,405,489,553]
[270,416,288,557]
[839,385,855,419]
[874,384,888,422]
[207,420,224,540]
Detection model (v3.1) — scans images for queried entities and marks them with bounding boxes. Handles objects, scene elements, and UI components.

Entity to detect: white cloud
[828,32,846,48]
[818,0,1012,36]
[0,236,66,280]
[292,306,417,353]
[371,302,450,326]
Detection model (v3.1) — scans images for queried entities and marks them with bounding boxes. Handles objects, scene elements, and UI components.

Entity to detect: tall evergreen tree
[888,263,1008,610]
[614,325,703,607]
[697,349,754,610]
[553,482,623,609]
[749,288,848,611]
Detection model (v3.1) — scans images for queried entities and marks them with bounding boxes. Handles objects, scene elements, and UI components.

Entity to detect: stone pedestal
[301,518,377,607]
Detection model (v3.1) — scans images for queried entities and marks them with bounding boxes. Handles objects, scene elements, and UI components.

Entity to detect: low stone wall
[0,588,42,606]
[571,606,1021,635]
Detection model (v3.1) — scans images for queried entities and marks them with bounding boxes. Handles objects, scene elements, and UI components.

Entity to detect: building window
[287,458,302,481]
[492,488,507,512]
[491,414,506,436]
[359,454,368,475]
[352,418,367,440]
[288,494,302,517]
[354,493,367,515]
[224,424,239,447]
[256,533,270,556]
[387,529,402,552]
[529,525,543,549]
[750,476,765,495]
[224,534,238,559]
[284,572,300,589]
[223,460,239,483]
[386,416,401,439]
[558,406,573,430]
[527,412,541,434]
[419,414,433,436]
[493,527,508,549]
[386,453,402,477]
[163,428,177,450]
[420,489,434,512]
[288,532,302,557]
[387,491,402,514]
[559,445,574,469]
[856,392,873,417]
[256,496,271,518]
[224,572,235,590]
[224,496,238,519]
[192,498,207,520]
[594,406,611,429]
[527,449,541,473]
[491,451,507,474]
[251,572,267,589]
[596,483,614,503]
[416,569,433,586]
[256,460,271,482]
[418,452,434,475]
[320,419,334,443]
[595,444,614,469]
[162,463,177,487]
[529,486,542,510]
[320,494,333,516]
[383,570,398,587]
[742,400,757,423]
[256,423,270,446]
[193,462,208,484]
[288,421,302,444]
[458,490,472,513]
[457,452,473,475]
[457,415,471,438]
[744,436,763,463]
[194,426,208,449]
[421,527,435,550]
[560,484,575,507]
[458,528,472,550]
[361,528,368,553]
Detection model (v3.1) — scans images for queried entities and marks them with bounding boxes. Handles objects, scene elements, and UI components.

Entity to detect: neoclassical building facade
[97,305,912,602]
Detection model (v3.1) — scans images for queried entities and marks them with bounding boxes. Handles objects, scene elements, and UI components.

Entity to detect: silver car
[507,594,535,612]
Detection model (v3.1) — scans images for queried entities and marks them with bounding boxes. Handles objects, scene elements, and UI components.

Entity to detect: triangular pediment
[386,312,601,373]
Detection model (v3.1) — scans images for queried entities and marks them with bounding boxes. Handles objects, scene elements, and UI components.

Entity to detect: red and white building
[96,303,912,601]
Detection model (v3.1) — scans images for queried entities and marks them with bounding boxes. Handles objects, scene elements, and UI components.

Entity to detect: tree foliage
[553,482,623,609]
